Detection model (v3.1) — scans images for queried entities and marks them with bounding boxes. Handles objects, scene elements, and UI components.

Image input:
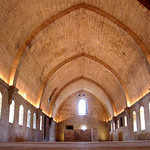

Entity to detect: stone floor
[0,141,150,150]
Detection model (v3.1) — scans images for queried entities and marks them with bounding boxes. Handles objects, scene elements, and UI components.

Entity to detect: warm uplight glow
[130,91,150,106]
[53,118,57,122]
[23,94,26,98]
[0,75,8,84]
[42,110,49,117]
[19,91,27,99]
[9,79,14,86]
[127,101,131,107]
[36,104,40,108]
[18,91,39,108]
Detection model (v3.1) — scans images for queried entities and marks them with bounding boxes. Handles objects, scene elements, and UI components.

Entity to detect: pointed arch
[38,53,128,110]
[50,76,116,118]
[9,3,149,98]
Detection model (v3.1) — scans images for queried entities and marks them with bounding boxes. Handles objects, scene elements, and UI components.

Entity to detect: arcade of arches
[0,0,150,149]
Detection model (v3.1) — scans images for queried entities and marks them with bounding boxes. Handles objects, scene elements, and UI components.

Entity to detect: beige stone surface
[0,141,150,150]
[56,90,109,141]
[0,0,150,119]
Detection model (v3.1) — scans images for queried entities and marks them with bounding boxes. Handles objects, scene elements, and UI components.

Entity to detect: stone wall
[110,92,150,141]
[49,120,57,142]
[57,116,109,141]
[57,90,108,122]
[0,78,50,142]
[56,91,109,142]
[64,129,91,142]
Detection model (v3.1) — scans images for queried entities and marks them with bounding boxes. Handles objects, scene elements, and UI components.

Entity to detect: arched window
[27,109,31,128]
[124,116,127,126]
[113,122,115,130]
[33,113,36,129]
[19,105,24,126]
[111,123,113,131]
[140,106,146,130]
[40,116,42,130]
[133,111,137,132]
[117,120,119,128]
[0,92,2,119]
[9,100,15,123]
[80,124,88,130]
[77,98,87,115]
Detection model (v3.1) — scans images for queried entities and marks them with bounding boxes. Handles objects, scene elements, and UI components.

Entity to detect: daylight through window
[78,98,87,115]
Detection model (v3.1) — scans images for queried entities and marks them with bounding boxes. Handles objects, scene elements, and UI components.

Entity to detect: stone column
[49,119,57,142]
[124,107,133,140]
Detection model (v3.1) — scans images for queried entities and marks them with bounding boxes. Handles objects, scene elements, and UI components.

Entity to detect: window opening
[40,116,42,130]
[133,111,137,132]
[124,116,127,126]
[80,124,88,130]
[33,113,36,129]
[77,98,87,115]
[9,100,15,123]
[27,109,31,128]
[140,106,146,130]
[19,105,24,126]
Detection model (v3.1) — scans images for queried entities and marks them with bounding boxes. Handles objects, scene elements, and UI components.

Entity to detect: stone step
[0,141,150,150]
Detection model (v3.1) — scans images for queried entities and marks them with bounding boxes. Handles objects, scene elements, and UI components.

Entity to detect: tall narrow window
[113,122,115,130]
[0,92,2,119]
[124,116,127,126]
[40,116,42,130]
[9,100,15,123]
[19,105,24,126]
[140,106,146,130]
[117,120,119,128]
[33,113,36,129]
[27,109,31,128]
[78,98,87,115]
[133,111,137,132]
[111,123,113,131]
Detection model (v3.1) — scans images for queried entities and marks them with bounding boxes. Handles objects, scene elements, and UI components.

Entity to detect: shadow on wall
[118,132,123,141]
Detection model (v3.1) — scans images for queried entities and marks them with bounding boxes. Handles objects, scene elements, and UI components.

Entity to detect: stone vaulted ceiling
[0,0,150,120]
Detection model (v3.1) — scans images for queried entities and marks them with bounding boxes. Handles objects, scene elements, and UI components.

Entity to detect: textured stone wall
[0,79,50,142]
[49,120,57,142]
[110,92,150,141]
[56,90,109,141]
[57,90,108,122]
[44,116,51,141]
[57,116,109,141]
[64,129,91,142]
